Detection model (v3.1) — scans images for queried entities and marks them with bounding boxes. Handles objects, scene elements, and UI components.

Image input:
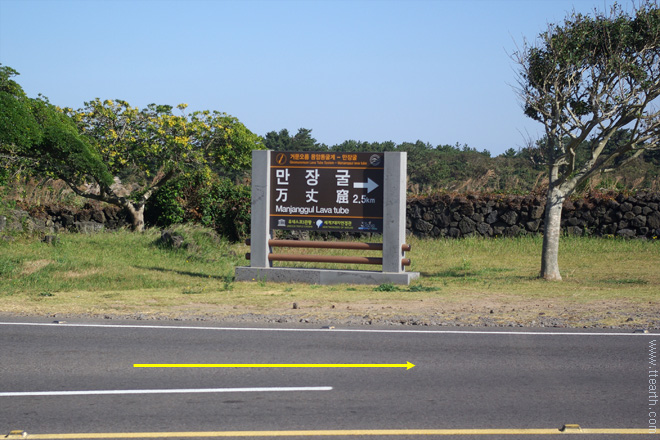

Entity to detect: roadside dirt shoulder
[3,297,658,330]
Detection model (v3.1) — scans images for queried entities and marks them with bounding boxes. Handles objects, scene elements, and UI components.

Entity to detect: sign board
[270,151,384,233]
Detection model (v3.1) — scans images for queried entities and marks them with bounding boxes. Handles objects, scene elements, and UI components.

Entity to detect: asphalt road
[0,319,657,439]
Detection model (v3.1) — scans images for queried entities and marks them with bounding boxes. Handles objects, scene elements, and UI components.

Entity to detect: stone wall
[0,204,131,235]
[407,192,660,239]
[2,192,659,240]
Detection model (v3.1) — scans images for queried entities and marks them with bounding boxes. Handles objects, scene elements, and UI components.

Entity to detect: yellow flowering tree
[65,98,260,231]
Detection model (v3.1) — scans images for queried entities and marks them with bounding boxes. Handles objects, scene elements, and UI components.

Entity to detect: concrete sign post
[235,150,419,285]
[383,151,407,273]
[249,150,271,269]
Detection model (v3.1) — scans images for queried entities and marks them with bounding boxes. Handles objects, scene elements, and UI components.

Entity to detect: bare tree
[514,1,660,280]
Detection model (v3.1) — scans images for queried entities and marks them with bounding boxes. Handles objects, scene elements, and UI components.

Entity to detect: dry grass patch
[60,268,103,279]
[21,259,53,275]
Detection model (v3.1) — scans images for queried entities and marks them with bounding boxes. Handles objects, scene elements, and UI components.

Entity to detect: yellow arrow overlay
[134,362,415,370]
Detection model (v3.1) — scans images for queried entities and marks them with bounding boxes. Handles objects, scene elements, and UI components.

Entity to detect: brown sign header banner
[270,151,384,233]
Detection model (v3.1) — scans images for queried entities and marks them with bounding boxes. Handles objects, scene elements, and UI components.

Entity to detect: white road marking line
[0,321,654,336]
[0,386,333,397]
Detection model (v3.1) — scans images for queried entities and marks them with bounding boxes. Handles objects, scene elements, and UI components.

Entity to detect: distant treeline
[264,128,660,194]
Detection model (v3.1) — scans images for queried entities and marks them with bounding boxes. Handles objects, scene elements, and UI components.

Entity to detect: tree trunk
[125,203,145,232]
[540,185,567,281]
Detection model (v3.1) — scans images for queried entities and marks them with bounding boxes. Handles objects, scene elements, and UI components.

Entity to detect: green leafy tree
[291,128,327,151]
[64,99,261,231]
[330,140,393,152]
[0,66,37,187]
[264,128,293,151]
[264,128,326,151]
[0,66,40,151]
[501,148,518,158]
[515,1,660,280]
[0,66,112,192]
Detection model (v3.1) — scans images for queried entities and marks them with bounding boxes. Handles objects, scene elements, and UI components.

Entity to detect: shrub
[146,172,250,242]
[201,178,250,242]
[145,177,188,226]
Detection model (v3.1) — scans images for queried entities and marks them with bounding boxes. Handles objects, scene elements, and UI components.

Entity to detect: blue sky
[0,0,637,156]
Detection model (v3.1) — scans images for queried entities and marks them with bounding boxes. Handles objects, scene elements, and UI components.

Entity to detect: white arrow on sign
[353,178,379,193]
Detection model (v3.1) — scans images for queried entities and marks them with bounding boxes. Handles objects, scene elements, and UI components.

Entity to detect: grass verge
[0,228,658,328]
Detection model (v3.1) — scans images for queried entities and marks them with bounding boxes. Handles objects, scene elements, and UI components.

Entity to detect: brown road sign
[270,151,384,233]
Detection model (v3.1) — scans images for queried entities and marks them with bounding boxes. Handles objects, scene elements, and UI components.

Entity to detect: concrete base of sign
[235,267,419,285]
